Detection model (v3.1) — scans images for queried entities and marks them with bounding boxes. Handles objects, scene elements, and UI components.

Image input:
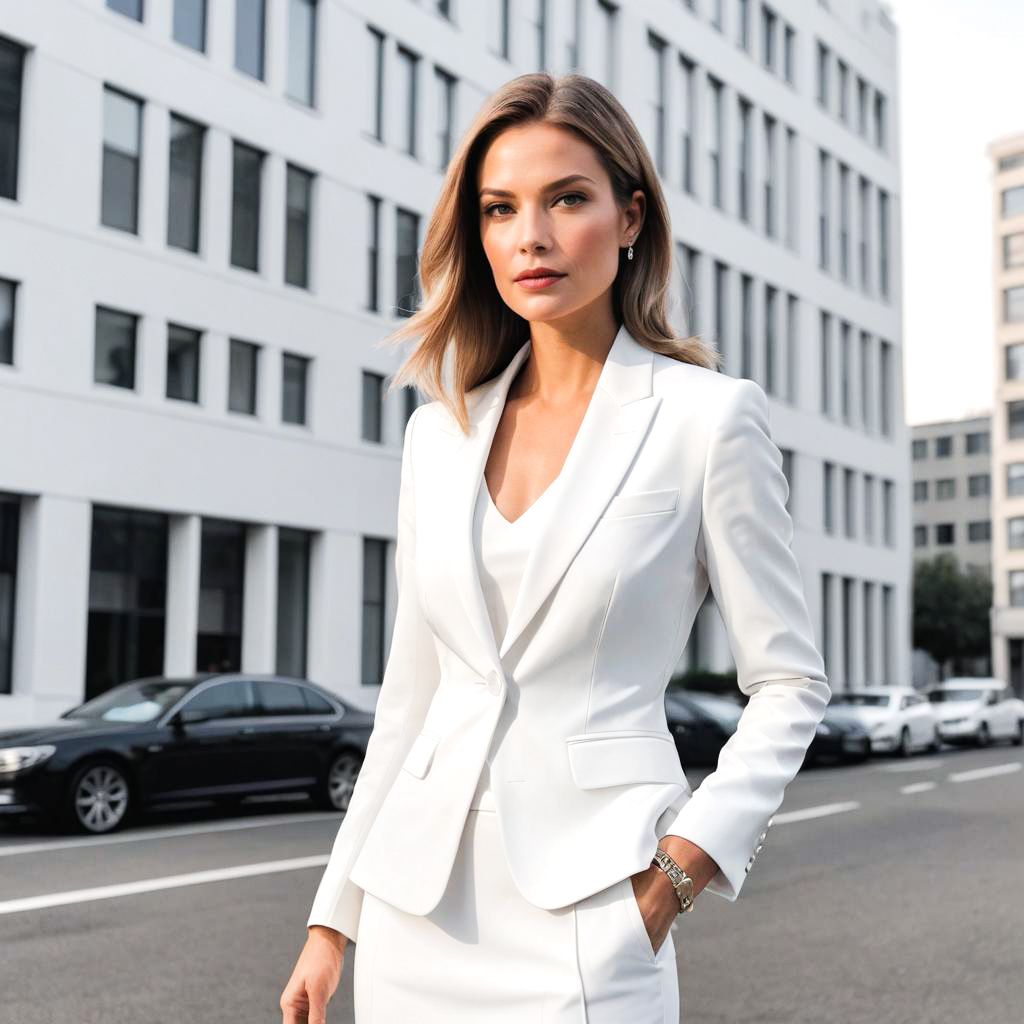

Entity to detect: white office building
[0,0,906,726]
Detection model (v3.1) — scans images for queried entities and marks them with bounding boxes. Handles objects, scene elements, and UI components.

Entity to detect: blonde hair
[380,71,722,434]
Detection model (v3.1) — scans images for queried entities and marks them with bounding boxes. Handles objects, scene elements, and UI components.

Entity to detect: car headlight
[0,746,57,775]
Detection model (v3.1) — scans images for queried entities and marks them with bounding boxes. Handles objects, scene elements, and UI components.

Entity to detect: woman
[280,72,830,1023]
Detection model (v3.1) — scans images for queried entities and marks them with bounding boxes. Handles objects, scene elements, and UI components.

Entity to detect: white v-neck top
[469,475,556,811]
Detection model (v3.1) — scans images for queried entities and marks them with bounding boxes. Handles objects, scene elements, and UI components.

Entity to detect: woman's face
[477,121,644,328]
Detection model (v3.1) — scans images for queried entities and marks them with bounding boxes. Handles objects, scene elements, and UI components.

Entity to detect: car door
[991,688,1015,737]
[143,680,260,801]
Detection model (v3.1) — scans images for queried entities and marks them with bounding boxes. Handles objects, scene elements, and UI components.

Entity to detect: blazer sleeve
[306,403,442,940]
[663,377,831,901]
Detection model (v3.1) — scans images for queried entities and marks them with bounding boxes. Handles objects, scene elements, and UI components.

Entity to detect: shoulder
[651,355,768,430]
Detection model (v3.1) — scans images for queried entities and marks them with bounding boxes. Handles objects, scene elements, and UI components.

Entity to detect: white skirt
[353,771,680,1023]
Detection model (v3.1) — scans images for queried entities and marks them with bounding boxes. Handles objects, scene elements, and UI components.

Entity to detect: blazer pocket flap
[604,488,679,519]
[566,731,689,790]
[401,730,440,779]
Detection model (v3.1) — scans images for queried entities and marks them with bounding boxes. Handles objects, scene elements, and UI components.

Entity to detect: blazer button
[485,670,503,695]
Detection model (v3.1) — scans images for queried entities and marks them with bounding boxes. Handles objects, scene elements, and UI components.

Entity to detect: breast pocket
[603,487,679,520]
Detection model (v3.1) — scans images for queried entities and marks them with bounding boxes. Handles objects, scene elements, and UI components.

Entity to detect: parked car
[0,673,373,834]
[663,690,743,767]
[804,706,872,765]
[926,677,1024,748]
[827,686,939,756]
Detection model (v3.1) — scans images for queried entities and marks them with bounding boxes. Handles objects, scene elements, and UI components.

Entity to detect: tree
[913,553,992,679]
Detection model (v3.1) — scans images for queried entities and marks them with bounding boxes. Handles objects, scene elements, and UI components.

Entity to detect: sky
[886,0,1024,425]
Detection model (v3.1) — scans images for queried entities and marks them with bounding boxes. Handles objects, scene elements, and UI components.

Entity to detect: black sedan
[0,673,373,835]
[804,705,871,765]
[664,690,744,766]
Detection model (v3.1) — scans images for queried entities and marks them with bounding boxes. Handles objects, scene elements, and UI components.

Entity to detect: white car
[927,677,1024,748]
[828,686,939,756]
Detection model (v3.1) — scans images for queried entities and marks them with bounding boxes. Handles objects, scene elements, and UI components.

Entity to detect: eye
[558,192,587,208]
[482,193,588,217]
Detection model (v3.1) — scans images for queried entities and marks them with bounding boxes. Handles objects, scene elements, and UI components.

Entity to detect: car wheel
[319,750,363,812]
[63,760,133,835]
[1013,720,1024,747]
[897,726,912,758]
[976,722,991,748]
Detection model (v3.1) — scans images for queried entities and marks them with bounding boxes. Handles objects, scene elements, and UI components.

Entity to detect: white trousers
[353,771,680,1023]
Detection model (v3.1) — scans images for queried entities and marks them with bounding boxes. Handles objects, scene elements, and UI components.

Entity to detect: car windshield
[832,694,891,707]
[928,689,986,703]
[684,693,744,730]
[64,681,194,723]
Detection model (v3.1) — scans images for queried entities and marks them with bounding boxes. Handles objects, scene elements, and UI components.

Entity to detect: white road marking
[0,856,331,916]
[900,781,937,794]
[773,800,860,824]
[874,758,946,773]
[947,762,1022,783]
[0,810,342,857]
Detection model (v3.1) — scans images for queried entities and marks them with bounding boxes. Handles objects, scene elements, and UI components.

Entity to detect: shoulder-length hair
[380,71,722,434]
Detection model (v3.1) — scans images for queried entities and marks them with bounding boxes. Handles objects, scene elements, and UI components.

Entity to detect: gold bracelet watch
[651,848,696,913]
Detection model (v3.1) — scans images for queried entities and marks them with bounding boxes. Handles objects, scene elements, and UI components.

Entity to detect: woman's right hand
[280,925,348,1024]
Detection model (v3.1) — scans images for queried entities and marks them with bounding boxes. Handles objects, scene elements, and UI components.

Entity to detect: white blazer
[307,323,831,942]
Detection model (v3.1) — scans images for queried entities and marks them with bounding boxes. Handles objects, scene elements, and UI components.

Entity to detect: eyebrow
[478,174,597,200]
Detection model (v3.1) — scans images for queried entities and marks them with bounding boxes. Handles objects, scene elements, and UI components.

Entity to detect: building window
[873,90,887,150]
[856,76,868,136]
[711,0,724,31]
[368,26,385,141]
[362,370,384,442]
[1005,233,1024,270]
[0,36,25,201]
[533,0,549,68]
[783,25,795,84]
[740,273,753,379]
[94,305,138,389]
[101,86,143,234]
[285,163,313,289]
[594,0,616,88]
[195,519,245,672]
[816,40,829,108]
[234,0,266,80]
[1008,399,1024,440]
[435,67,455,171]
[879,340,892,437]
[107,0,143,19]
[230,140,264,271]
[1009,517,1024,549]
[838,163,850,281]
[836,60,848,123]
[228,338,259,414]
[282,352,309,425]
[277,528,312,677]
[999,152,1024,172]
[968,473,990,498]
[968,521,990,542]
[287,0,317,106]
[911,438,927,460]
[765,284,777,393]
[397,45,419,158]
[680,244,700,338]
[1009,463,1024,496]
[85,507,168,701]
[913,524,927,548]
[1002,185,1024,218]
[844,467,855,537]
[395,207,420,317]
[785,127,798,250]
[763,113,777,238]
[0,494,17,695]
[679,56,696,195]
[878,189,890,299]
[737,0,750,50]
[818,149,830,270]
[859,175,871,291]
[936,523,954,546]
[863,474,875,540]
[1005,342,1024,381]
[819,310,832,414]
[366,194,381,312]
[823,461,834,533]
[491,0,511,59]
[362,537,388,685]
[713,261,728,355]
[648,33,667,175]
[0,277,15,365]
[1005,285,1024,323]
[913,480,927,502]
[761,4,777,72]
[934,435,952,457]
[965,430,990,455]
[173,0,206,51]
[1011,570,1024,608]
[707,76,723,209]
[737,98,752,224]
[936,478,955,500]
[166,323,201,402]
[167,113,204,253]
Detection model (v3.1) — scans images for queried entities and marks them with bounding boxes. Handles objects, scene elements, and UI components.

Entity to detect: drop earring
[627,241,634,261]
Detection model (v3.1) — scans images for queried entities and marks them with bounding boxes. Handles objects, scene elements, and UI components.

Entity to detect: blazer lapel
[439,324,661,677]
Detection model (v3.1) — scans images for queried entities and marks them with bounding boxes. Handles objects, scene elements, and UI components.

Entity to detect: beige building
[988,131,1024,697]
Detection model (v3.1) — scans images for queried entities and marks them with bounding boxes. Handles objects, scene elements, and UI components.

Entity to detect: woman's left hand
[628,864,679,955]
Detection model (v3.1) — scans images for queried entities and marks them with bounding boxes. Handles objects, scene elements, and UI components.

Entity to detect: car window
[301,688,337,715]
[254,681,309,716]
[181,681,257,720]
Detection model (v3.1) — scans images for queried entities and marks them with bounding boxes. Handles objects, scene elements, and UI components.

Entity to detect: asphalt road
[1,742,1021,1024]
